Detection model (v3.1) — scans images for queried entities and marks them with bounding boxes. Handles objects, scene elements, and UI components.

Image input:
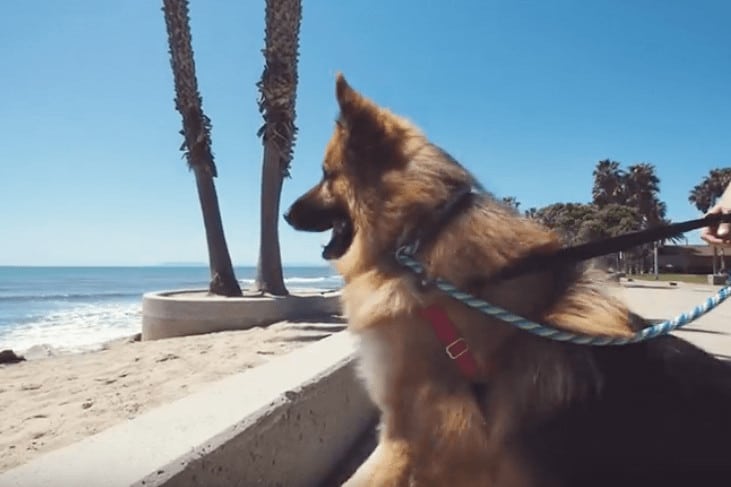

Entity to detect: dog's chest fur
[340,274,417,409]
[355,328,394,408]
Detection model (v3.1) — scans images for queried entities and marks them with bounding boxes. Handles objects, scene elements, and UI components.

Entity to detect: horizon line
[0,263,333,268]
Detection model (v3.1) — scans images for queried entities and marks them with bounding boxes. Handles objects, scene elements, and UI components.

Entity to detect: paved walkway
[615,281,731,360]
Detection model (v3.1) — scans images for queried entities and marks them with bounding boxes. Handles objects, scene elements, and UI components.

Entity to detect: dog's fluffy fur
[285,74,731,487]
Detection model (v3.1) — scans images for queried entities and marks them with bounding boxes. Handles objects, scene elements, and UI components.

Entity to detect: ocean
[0,266,342,354]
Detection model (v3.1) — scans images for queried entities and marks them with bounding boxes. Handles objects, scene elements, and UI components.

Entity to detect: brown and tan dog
[285,74,731,487]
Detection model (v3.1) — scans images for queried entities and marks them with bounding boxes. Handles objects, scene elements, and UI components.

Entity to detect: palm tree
[593,161,678,275]
[625,163,663,226]
[162,0,242,297]
[592,160,626,207]
[625,163,680,276]
[254,0,302,296]
[689,168,731,213]
[689,184,712,214]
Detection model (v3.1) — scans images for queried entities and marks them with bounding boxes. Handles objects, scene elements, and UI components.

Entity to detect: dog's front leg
[342,430,411,487]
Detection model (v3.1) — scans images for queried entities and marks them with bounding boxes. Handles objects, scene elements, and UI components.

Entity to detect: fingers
[702,231,728,246]
[702,205,731,246]
[718,207,731,238]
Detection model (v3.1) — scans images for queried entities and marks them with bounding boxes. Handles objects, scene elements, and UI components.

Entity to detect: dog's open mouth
[322,217,354,260]
[284,197,355,260]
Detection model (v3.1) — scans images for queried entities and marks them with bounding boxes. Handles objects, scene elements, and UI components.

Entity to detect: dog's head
[284,74,477,269]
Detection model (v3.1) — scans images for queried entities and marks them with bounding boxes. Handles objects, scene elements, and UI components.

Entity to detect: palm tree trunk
[255,137,288,295]
[253,0,302,296]
[162,0,242,297]
[193,165,241,296]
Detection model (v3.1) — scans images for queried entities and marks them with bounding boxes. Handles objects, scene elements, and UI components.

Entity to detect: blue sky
[1,0,729,266]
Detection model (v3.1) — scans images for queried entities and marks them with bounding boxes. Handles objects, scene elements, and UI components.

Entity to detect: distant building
[658,245,722,274]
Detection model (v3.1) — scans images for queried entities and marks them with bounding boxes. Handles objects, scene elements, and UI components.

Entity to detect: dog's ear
[335,73,379,133]
[333,73,414,169]
[335,73,359,115]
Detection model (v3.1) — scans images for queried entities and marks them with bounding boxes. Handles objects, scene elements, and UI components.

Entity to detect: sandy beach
[0,314,345,473]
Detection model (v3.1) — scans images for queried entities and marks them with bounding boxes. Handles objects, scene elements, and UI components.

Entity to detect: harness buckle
[445,338,470,360]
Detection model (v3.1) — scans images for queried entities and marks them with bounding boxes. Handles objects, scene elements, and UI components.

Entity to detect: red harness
[399,187,482,381]
[419,305,479,380]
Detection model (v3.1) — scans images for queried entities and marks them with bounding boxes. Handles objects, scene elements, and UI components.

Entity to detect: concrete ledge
[0,331,376,487]
[142,288,342,340]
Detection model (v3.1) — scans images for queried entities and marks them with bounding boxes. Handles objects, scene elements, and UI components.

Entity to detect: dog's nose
[283,209,292,225]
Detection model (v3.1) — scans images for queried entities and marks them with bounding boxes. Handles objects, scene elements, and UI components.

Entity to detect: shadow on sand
[290,314,347,325]
[623,283,677,290]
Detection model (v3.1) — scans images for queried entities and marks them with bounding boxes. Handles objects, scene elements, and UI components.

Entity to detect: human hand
[701,204,731,247]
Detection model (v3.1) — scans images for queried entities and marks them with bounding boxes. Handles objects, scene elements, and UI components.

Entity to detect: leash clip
[395,237,420,257]
[395,241,433,289]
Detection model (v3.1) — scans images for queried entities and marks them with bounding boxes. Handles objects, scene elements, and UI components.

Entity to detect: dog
[284,74,731,486]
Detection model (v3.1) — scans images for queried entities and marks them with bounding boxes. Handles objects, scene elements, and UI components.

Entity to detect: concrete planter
[142,288,342,341]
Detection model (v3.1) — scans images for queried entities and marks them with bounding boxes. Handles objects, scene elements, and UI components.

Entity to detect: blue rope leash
[395,245,731,346]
